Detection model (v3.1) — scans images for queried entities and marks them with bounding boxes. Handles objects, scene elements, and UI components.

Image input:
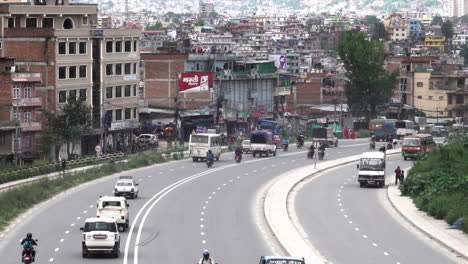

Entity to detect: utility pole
[436,106,439,125]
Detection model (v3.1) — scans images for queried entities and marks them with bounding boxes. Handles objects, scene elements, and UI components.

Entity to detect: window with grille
[13,85,20,99]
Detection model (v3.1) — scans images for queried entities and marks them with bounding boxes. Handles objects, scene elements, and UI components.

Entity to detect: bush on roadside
[0,148,184,231]
[356,129,371,138]
[400,134,468,233]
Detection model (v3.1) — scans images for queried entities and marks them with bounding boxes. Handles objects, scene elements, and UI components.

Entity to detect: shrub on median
[400,134,468,233]
[0,149,175,231]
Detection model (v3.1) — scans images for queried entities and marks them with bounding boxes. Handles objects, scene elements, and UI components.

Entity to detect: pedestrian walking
[394,166,401,185]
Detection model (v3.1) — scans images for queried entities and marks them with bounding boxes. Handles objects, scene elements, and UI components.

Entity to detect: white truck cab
[80,217,120,258]
[114,176,139,199]
[357,152,386,188]
[96,196,130,231]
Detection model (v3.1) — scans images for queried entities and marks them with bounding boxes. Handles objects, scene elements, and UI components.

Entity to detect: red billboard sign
[178,72,214,93]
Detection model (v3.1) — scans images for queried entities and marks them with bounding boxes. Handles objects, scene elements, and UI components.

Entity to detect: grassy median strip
[0,150,174,231]
[400,134,468,233]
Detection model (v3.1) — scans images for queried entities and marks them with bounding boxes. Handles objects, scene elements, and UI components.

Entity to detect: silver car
[241,140,251,153]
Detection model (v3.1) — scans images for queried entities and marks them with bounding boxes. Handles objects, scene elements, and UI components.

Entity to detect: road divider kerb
[387,175,468,261]
[263,149,401,263]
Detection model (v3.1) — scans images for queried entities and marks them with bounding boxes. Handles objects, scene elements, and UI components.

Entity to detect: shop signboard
[178,72,214,93]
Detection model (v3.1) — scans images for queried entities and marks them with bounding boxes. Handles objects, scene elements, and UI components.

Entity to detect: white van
[357,152,386,188]
[189,133,221,162]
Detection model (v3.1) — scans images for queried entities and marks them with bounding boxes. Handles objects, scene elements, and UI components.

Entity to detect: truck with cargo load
[250,130,277,157]
[311,127,338,147]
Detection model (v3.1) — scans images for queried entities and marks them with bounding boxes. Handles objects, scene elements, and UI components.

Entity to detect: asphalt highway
[0,138,457,264]
[294,153,462,264]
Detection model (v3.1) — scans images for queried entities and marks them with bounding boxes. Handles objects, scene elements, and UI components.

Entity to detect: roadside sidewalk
[387,184,468,261]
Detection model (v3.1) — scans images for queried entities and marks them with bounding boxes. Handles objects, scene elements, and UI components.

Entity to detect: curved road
[294,154,463,264]
[0,138,456,264]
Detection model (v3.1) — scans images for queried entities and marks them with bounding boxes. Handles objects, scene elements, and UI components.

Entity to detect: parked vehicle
[241,140,251,153]
[430,125,448,137]
[311,127,338,147]
[250,130,277,157]
[136,134,158,145]
[357,152,386,188]
[402,134,435,160]
[189,133,221,162]
[395,120,417,139]
[113,176,139,199]
[96,196,130,232]
[369,119,397,141]
[80,217,120,258]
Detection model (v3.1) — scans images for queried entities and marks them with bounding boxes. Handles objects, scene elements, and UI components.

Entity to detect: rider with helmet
[21,233,37,262]
[198,251,215,264]
[235,146,242,161]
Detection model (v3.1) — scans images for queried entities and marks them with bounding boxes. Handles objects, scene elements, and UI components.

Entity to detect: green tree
[194,18,205,26]
[145,21,164,30]
[371,22,387,40]
[172,17,180,24]
[442,20,454,39]
[431,15,443,26]
[337,32,399,121]
[364,15,380,25]
[460,45,468,65]
[209,11,218,18]
[45,97,93,160]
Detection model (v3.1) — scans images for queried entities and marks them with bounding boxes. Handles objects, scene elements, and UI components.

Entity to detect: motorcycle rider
[370,135,376,150]
[282,138,289,150]
[318,143,326,158]
[297,135,305,147]
[379,145,386,153]
[198,251,215,264]
[21,233,37,262]
[235,146,242,161]
[308,143,316,158]
[206,150,214,163]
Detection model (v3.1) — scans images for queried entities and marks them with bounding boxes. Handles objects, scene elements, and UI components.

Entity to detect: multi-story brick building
[0,0,141,158]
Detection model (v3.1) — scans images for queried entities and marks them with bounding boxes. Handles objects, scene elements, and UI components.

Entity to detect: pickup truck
[96,196,130,232]
[311,127,338,147]
[80,217,120,258]
[250,130,277,157]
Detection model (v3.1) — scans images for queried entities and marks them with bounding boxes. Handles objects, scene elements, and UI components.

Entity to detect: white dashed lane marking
[54,248,59,252]
[49,258,54,262]
[60,239,64,243]
[65,231,70,234]
[372,243,378,247]
[384,252,389,256]
[83,211,87,214]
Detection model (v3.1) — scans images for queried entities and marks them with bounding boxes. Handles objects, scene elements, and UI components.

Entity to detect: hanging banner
[178,72,214,93]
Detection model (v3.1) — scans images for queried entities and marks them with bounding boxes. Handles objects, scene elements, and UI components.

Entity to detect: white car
[80,217,120,258]
[137,134,158,145]
[114,176,139,199]
[96,196,130,232]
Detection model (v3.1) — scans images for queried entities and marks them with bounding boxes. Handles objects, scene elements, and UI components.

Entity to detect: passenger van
[402,134,435,160]
[189,133,221,162]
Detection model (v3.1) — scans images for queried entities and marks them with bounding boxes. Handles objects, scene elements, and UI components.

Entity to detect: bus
[369,119,397,141]
[402,134,435,160]
[395,120,416,139]
[189,133,221,162]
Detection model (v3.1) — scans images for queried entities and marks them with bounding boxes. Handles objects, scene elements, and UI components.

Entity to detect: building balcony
[11,72,42,82]
[20,121,42,132]
[274,86,291,96]
[12,97,42,107]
